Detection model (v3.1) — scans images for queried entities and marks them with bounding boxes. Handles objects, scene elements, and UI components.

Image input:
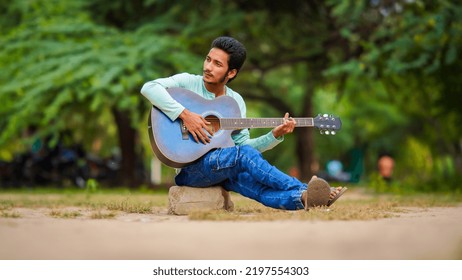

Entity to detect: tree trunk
[112,107,139,188]
[296,84,315,182]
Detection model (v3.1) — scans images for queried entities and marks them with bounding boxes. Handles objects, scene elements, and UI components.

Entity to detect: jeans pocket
[209,147,239,171]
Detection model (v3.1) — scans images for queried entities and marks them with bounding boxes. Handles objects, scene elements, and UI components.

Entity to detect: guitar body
[148,87,241,168]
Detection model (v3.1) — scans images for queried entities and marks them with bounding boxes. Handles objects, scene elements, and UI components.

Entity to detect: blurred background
[1,0,461,193]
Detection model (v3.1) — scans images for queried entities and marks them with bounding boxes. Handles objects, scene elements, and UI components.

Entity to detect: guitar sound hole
[205,115,221,134]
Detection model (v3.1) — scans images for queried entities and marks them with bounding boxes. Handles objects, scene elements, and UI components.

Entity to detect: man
[141,36,346,210]
[378,153,394,183]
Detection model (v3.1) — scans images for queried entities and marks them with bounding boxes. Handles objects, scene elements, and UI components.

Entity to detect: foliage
[1,0,460,192]
[0,0,187,154]
[324,0,462,191]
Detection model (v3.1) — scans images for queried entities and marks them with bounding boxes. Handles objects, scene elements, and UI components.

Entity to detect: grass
[90,211,117,219]
[106,198,153,213]
[0,188,167,220]
[49,209,82,219]
[0,187,461,221]
[1,211,21,218]
[188,190,462,221]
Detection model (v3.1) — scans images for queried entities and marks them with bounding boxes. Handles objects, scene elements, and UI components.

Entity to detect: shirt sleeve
[233,129,284,153]
[230,95,284,153]
[140,75,186,121]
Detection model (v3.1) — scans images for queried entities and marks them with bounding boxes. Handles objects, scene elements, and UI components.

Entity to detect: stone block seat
[168,186,234,215]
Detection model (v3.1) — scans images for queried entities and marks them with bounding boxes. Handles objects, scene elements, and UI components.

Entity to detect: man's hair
[211,36,247,83]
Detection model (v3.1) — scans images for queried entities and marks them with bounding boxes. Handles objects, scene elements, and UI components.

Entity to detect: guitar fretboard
[219,118,314,130]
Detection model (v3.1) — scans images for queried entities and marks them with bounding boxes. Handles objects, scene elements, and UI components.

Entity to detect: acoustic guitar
[148,87,341,168]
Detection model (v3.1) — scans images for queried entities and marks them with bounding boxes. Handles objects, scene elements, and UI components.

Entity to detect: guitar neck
[220,118,314,130]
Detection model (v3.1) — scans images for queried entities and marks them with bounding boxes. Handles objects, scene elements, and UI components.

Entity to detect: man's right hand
[178,109,213,144]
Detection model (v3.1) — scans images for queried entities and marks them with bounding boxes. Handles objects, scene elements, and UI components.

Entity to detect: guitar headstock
[313,114,342,135]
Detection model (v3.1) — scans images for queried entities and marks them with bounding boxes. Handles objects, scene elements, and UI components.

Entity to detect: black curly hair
[211,36,247,83]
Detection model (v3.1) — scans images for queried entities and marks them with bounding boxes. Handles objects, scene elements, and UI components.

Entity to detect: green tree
[0,0,195,186]
[326,0,462,188]
[0,0,245,187]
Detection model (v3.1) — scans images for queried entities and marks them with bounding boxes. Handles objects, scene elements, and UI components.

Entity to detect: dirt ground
[1,200,462,260]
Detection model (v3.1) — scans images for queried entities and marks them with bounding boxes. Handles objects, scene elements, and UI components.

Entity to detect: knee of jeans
[239,145,260,156]
[239,145,262,161]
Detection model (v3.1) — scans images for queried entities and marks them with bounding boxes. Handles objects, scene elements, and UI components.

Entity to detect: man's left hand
[272,112,296,138]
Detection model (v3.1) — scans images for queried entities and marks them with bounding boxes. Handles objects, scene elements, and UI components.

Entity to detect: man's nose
[204,61,212,71]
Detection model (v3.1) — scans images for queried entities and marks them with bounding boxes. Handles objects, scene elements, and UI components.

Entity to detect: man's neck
[204,82,226,97]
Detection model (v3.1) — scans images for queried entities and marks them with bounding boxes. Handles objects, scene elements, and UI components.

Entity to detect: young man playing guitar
[141,36,346,210]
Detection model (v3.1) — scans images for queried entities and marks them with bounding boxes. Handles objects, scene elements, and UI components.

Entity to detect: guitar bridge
[180,120,189,140]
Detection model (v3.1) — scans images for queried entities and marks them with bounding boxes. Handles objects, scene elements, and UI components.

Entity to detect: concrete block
[168,186,234,215]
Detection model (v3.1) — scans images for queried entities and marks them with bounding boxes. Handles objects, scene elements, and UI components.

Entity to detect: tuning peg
[323,113,328,118]
[320,130,324,135]
[325,130,330,135]
[331,131,336,135]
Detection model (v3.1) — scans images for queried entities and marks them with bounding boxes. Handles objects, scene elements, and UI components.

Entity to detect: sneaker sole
[305,178,331,209]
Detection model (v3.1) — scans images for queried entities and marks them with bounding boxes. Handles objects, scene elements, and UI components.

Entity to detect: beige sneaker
[302,176,330,210]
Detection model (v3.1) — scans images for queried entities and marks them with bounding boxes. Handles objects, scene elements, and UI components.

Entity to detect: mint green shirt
[141,73,283,153]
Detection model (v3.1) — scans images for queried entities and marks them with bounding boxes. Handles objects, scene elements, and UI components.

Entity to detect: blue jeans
[175,145,306,210]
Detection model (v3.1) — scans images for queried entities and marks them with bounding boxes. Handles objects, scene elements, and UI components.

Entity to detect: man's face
[203,48,236,84]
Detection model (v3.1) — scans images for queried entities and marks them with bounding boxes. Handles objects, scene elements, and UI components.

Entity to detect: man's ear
[227,69,238,80]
